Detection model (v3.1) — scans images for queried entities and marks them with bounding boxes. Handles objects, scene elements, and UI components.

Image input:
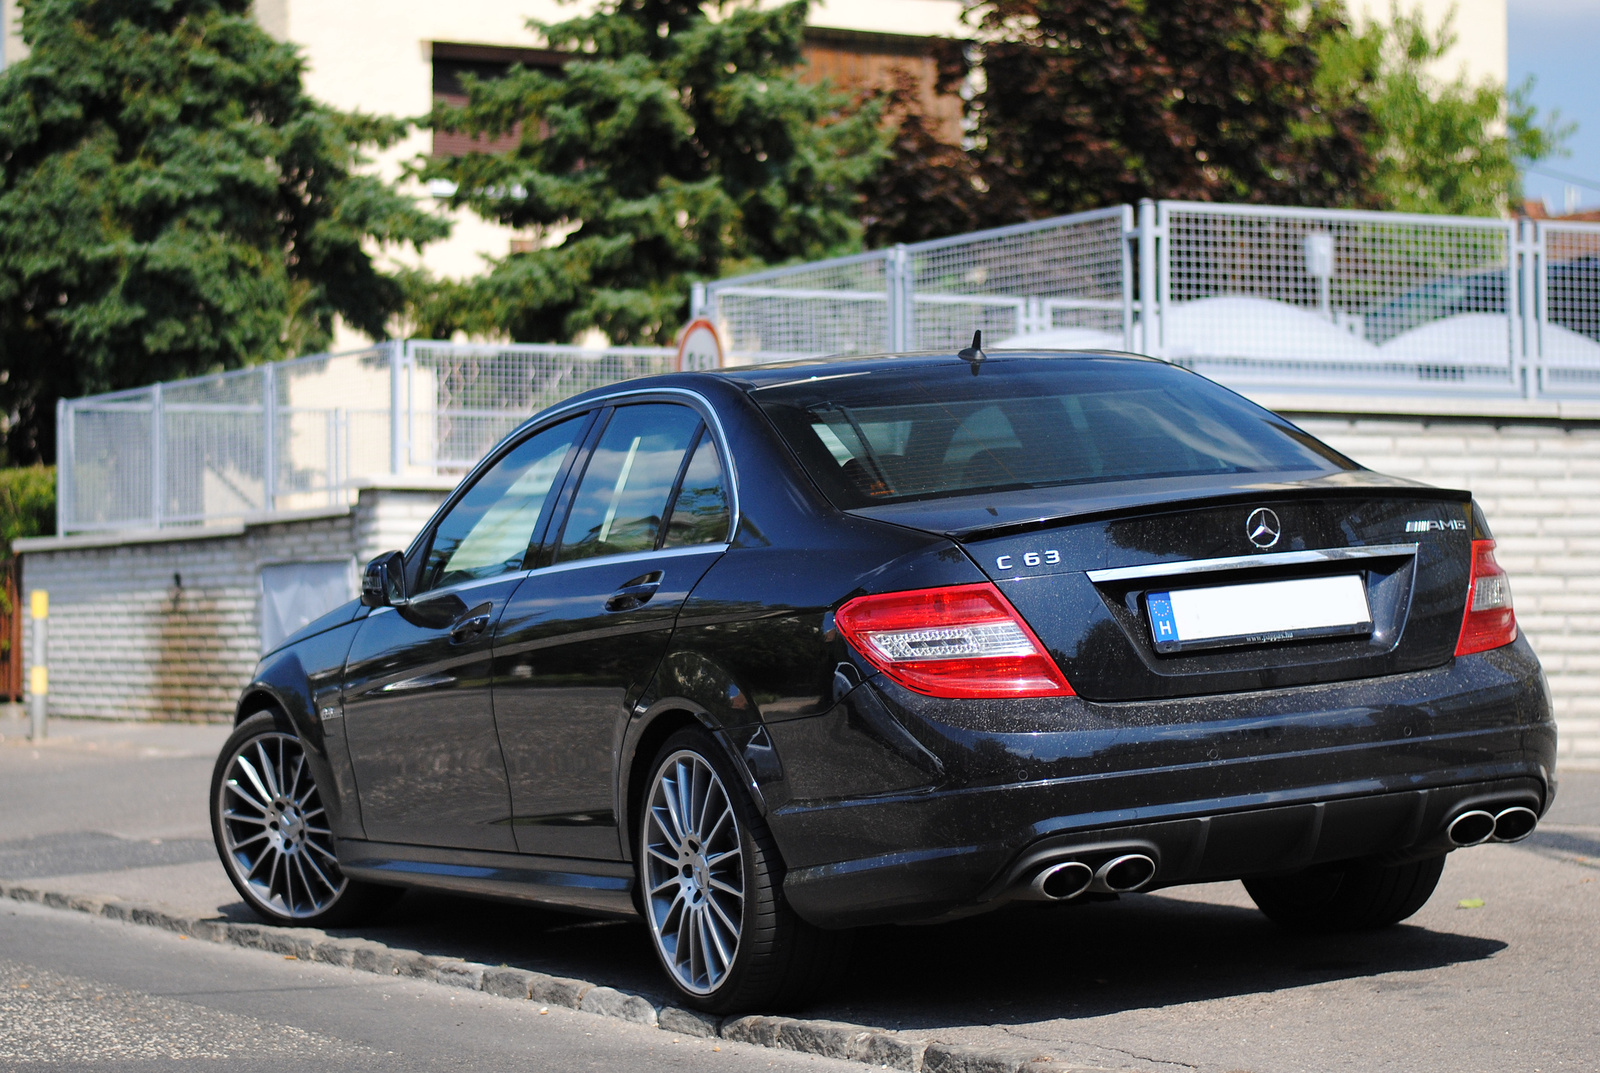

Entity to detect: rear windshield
[754,357,1355,509]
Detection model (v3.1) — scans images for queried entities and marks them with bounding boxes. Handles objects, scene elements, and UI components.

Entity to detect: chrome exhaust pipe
[1095,853,1156,893]
[1031,861,1094,901]
[1447,810,1497,847]
[1492,806,1538,843]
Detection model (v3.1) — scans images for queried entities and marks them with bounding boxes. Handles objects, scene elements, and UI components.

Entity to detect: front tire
[638,727,847,1012]
[1244,854,1447,932]
[210,710,396,927]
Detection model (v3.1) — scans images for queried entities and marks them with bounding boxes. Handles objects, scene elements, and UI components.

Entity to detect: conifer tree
[417,0,886,345]
[0,0,446,463]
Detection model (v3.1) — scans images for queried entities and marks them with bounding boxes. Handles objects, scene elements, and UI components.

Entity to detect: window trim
[547,405,724,566]
[403,388,739,586]
[542,393,738,567]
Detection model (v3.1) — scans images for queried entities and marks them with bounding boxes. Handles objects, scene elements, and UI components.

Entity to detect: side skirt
[335,839,637,918]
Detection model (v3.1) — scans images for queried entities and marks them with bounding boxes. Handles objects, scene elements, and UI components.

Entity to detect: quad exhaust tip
[1032,860,1094,901]
[1492,806,1538,843]
[1447,810,1497,847]
[1095,853,1157,893]
[1447,806,1539,847]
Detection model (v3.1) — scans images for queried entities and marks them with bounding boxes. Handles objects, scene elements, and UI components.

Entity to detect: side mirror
[361,551,408,608]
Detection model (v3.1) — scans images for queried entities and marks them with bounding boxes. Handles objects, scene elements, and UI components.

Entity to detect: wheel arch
[619,700,767,867]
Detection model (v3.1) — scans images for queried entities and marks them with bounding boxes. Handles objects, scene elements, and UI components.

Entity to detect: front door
[494,403,734,859]
[342,415,588,849]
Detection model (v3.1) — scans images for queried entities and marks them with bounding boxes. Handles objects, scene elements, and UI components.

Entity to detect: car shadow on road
[319,881,1503,1030]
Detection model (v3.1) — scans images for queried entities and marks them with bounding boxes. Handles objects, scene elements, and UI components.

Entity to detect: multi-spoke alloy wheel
[643,749,746,995]
[216,729,345,919]
[637,728,850,1012]
[210,710,398,928]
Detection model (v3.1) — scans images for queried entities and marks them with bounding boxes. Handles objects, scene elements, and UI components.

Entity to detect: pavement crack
[995,1024,1199,1071]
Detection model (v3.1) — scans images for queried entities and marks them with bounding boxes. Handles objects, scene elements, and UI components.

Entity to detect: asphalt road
[0,897,859,1073]
[5,713,1600,1072]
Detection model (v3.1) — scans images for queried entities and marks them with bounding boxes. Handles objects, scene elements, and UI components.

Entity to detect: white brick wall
[1295,416,1600,765]
[18,487,448,723]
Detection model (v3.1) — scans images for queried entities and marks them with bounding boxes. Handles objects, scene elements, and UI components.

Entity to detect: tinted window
[662,429,730,547]
[420,417,583,592]
[756,357,1355,509]
[558,404,702,561]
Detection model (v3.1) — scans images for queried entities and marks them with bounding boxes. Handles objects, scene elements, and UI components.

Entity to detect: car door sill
[335,839,636,917]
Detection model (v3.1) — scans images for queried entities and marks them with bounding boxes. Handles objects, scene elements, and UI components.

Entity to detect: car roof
[706,348,1163,391]
[520,348,1168,432]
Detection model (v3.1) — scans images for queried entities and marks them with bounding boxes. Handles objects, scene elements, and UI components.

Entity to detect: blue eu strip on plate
[1147,592,1179,646]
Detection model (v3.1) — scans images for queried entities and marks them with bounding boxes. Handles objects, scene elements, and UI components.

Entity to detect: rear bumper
[768,637,1554,928]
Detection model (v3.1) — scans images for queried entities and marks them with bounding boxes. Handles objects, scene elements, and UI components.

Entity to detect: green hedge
[0,466,56,562]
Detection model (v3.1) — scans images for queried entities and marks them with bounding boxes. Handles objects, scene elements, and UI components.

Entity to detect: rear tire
[210,710,399,928]
[638,726,849,1013]
[1244,854,1447,932]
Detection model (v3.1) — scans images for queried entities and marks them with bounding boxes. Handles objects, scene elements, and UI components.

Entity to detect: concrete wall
[16,482,451,723]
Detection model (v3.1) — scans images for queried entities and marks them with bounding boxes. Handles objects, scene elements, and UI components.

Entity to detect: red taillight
[1456,538,1517,657]
[834,582,1075,699]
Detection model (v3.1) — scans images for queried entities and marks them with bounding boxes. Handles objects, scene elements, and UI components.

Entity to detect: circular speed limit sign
[675,318,723,372]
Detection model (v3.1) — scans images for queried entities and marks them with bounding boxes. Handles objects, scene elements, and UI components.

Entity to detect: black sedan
[210,346,1555,1012]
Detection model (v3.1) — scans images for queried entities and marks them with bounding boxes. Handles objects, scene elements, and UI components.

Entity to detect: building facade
[1,0,1512,349]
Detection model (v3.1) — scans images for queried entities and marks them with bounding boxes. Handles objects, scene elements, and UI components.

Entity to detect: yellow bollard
[29,589,47,741]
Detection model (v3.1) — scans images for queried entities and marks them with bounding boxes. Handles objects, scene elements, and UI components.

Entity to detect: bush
[0,466,56,562]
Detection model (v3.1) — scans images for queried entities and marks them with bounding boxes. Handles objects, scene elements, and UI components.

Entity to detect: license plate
[1146,574,1372,654]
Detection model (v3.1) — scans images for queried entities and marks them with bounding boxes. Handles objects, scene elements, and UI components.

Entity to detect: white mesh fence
[59,341,673,534]
[703,201,1600,401]
[705,208,1131,359]
[1536,221,1600,394]
[54,204,1600,534]
[405,342,675,472]
[1158,202,1524,392]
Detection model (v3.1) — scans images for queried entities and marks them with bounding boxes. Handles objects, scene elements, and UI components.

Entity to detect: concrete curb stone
[0,881,1117,1072]
[579,985,658,1025]
[434,960,489,989]
[658,1005,722,1038]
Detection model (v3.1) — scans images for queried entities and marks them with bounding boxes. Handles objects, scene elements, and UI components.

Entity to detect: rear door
[341,415,589,849]
[493,401,733,859]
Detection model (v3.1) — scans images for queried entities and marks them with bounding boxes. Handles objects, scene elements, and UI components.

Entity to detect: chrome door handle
[606,571,663,613]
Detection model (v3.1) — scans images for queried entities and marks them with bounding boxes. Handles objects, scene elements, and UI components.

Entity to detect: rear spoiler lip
[846,471,1472,543]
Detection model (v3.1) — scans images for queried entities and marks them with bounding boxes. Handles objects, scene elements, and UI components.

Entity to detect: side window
[558,404,702,562]
[420,416,583,593]
[662,429,730,547]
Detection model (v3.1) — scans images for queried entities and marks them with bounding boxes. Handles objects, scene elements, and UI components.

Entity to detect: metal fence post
[1121,204,1137,351]
[886,245,911,351]
[1521,218,1543,398]
[1137,199,1158,355]
[389,340,404,476]
[262,363,277,512]
[55,398,68,536]
[150,381,163,528]
[28,589,47,741]
[690,282,707,320]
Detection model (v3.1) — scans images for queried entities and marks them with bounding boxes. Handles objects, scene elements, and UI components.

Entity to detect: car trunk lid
[850,472,1474,701]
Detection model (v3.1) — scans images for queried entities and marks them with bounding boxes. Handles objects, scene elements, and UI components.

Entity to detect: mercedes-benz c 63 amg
[211,345,1554,1012]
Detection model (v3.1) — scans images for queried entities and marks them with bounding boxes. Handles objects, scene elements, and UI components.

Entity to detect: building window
[431,41,564,159]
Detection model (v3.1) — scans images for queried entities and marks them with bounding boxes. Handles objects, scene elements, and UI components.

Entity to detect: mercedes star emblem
[1246,507,1281,549]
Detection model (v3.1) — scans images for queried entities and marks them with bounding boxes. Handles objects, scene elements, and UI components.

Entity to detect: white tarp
[259,560,355,654]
